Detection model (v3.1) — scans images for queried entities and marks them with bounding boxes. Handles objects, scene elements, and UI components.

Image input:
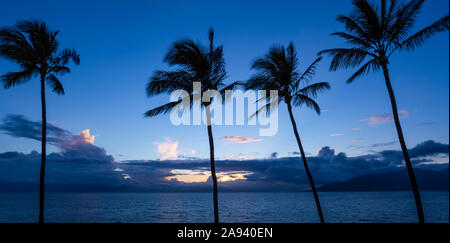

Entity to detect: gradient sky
[0,0,448,162]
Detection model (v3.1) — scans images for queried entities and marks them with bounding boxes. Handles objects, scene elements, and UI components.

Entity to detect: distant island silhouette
[318,169,449,192]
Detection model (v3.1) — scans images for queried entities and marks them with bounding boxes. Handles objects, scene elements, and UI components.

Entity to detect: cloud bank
[0,114,448,192]
[0,114,113,162]
[0,141,447,192]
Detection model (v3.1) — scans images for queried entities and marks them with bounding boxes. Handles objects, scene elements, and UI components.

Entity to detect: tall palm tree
[145,28,238,223]
[245,42,330,223]
[0,20,80,223]
[318,0,449,223]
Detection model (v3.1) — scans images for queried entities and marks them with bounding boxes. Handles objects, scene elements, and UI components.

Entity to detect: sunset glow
[164,169,252,183]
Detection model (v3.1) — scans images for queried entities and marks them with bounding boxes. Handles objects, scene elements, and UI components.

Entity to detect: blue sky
[0,0,448,162]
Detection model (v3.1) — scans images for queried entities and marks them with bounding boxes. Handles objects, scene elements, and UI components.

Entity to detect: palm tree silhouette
[318,0,449,223]
[245,42,330,223]
[145,28,238,223]
[0,20,80,223]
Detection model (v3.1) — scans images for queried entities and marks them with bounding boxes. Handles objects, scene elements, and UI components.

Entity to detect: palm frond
[55,48,80,65]
[1,20,79,88]
[346,58,380,83]
[318,48,373,71]
[386,0,425,44]
[219,81,241,103]
[393,15,449,53]
[336,14,372,42]
[249,95,279,119]
[145,29,230,118]
[244,73,277,91]
[0,26,38,67]
[295,56,323,86]
[247,43,329,111]
[292,93,321,114]
[48,65,70,75]
[331,32,374,50]
[210,45,227,89]
[297,82,331,98]
[1,70,35,88]
[163,39,209,77]
[352,0,382,41]
[46,74,64,95]
[144,101,183,117]
[251,45,283,74]
[16,20,58,61]
[147,70,193,97]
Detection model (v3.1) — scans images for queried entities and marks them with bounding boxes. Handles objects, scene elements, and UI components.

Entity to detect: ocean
[0,191,448,223]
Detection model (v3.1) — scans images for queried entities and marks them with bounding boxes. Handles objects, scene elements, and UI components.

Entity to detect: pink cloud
[360,110,409,126]
[352,138,363,142]
[330,133,345,137]
[399,110,409,117]
[223,136,263,144]
[352,128,361,131]
[156,138,179,161]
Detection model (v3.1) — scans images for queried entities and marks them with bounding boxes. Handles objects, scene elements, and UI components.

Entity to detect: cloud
[0,114,71,144]
[348,141,398,151]
[156,138,179,161]
[330,133,344,137]
[399,110,409,117]
[122,173,132,180]
[416,121,436,126]
[359,110,409,126]
[409,140,449,158]
[223,136,263,144]
[222,155,255,160]
[0,116,447,191]
[352,128,361,131]
[270,152,278,159]
[317,146,335,158]
[217,171,252,182]
[0,114,113,162]
[360,114,392,125]
[352,139,363,142]
[369,141,397,148]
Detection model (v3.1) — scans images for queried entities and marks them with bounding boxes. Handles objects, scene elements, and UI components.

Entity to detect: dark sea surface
[0,191,448,223]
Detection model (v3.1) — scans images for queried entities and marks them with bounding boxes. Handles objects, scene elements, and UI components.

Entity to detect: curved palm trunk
[39,74,47,224]
[287,102,325,223]
[206,106,219,223]
[381,63,425,223]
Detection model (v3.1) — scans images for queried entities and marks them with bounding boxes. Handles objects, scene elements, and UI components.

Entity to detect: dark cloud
[0,114,113,162]
[0,114,71,144]
[0,114,448,192]
[0,139,447,192]
[369,141,397,148]
[270,152,278,159]
[409,140,449,158]
[416,121,437,126]
[317,146,335,158]
[347,141,399,152]
[0,151,20,159]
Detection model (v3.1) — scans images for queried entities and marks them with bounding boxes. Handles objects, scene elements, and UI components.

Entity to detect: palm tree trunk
[206,106,219,223]
[381,63,425,223]
[287,102,325,223]
[39,74,47,224]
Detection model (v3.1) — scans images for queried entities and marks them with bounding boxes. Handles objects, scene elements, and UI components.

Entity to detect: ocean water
[0,191,448,223]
